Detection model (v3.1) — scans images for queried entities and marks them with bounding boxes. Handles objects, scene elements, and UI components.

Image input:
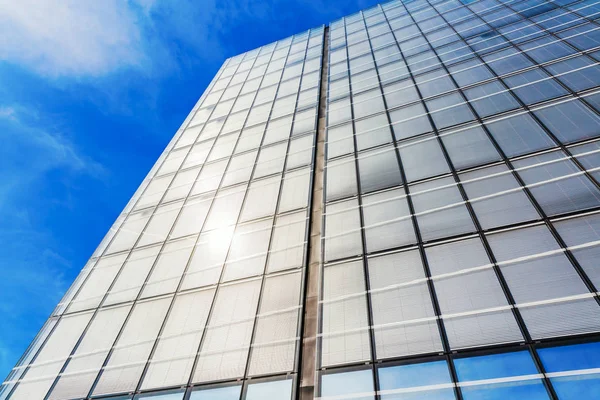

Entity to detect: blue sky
[0,0,380,381]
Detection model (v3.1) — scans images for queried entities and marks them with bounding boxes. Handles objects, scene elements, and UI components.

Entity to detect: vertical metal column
[299,26,329,400]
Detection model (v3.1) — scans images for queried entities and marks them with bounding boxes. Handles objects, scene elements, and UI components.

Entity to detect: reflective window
[321,369,375,400]
[378,361,456,400]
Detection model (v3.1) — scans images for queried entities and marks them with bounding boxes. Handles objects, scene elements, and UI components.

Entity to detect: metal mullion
[381,8,465,400]
[448,3,600,299]
[183,42,283,393]
[242,31,314,388]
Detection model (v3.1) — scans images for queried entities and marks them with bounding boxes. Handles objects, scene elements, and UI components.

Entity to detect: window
[390,103,433,140]
[321,369,374,400]
[485,113,554,157]
[358,146,403,193]
[355,113,393,151]
[398,135,450,182]
[322,260,371,366]
[441,125,501,170]
[326,157,357,200]
[327,123,354,158]
[383,79,419,108]
[411,177,475,241]
[461,164,539,229]
[363,188,415,252]
[369,250,443,358]
[189,385,242,400]
[141,237,195,298]
[454,351,550,400]
[240,176,281,221]
[223,219,272,282]
[449,59,493,87]
[427,92,476,130]
[464,80,520,118]
[324,198,363,261]
[104,246,160,305]
[267,211,307,273]
[353,89,386,119]
[246,379,293,400]
[378,361,456,400]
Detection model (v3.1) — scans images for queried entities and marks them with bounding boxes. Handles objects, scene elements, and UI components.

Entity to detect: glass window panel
[135,175,174,210]
[461,164,539,229]
[321,369,374,400]
[358,146,403,193]
[254,142,287,178]
[412,176,475,241]
[326,157,357,200]
[416,69,457,98]
[222,151,257,187]
[448,59,494,87]
[363,188,416,252]
[399,135,450,182]
[246,379,293,400]
[263,116,292,146]
[328,97,352,126]
[520,36,577,64]
[190,160,227,196]
[193,279,261,383]
[163,168,198,203]
[223,219,272,282]
[248,272,301,375]
[104,246,161,306]
[485,113,554,157]
[483,47,534,76]
[390,103,433,140]
[240,176,281,222]
[383,81,419,109]
[324,198,363,262]
[267,211,307,273]
[93,297,171,396]
[571,140,600,183]
[533,100,600,145]
[135,390,184,400]
[327,123,354,159]
[378,361,456,400]
[487,225,600,338]
[180,227,233,291]
[141,289,215,390]
[106,210,152,254]
[183,139,215,170]
[293,107,317,136]
[454,351,550,400]
[322,260,371,366]
[170,195,212,238]
[427,237,523,348]
[279,168,310,212]
[427,93,475,130]
[67,253,126,312]
[464,81,520,118]
[287,133,314,169]
[513,151,600,216]
[355,113,393,151]
[538,342,600,400]
[141,237,195,298]
[204,185,247,231]
[369,250,443,358]
[236,124,264,154]
[441,124,501,170]
[353,89,386,119]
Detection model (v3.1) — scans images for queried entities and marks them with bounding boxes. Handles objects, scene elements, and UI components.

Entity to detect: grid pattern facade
[4,0,600,399]
[319,0,600,399]
[1,26,324,400]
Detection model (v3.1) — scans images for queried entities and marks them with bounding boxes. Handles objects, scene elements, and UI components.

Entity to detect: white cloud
[0,0,146,76]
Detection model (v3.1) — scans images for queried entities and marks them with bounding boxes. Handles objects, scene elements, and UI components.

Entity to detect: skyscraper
[3,0,600,399]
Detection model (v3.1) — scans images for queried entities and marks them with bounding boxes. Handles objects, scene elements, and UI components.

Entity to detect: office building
[3,0,600,399]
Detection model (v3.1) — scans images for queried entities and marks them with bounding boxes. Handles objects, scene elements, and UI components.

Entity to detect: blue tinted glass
[538,342,600,400]
[321,369,375,399]
[190,385,242,400]
[246,379,293,400]
[379,361,456,400]
[455,351,551,400]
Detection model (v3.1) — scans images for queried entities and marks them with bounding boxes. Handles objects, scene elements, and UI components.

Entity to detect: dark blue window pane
[546,56,600,92]
[321,369,375,400]
[379,361,456,400]
[246,379,293,400]
[538,342,600,400]
[455,351,551,400]
[533,100,600,145]
[504,69,567,105]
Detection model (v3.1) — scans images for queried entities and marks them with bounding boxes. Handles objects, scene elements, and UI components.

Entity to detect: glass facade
[4,0,600,399]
